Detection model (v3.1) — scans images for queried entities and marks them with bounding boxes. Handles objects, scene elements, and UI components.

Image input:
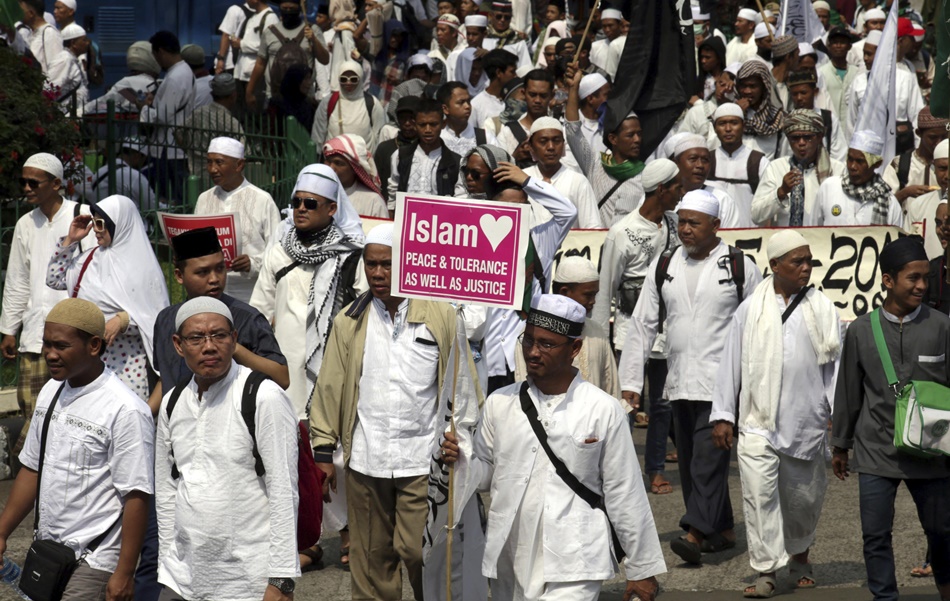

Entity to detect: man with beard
[251,165,365,419]
[806,130,903,227]
[752,109,847,226]
[621,189,762,566]
[904,139,950,258]
[576,73,609,155]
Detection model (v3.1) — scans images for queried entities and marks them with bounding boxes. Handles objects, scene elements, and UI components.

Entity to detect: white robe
[677,98,719,149]
[818,61,859,120]
[904,190,946,259]
[469,90,506,131]
[726,35,757,66]
[751,156,847,226]
[889,150,938,188]
[707,144,770,228]
[524,165,603,229]
[805,175,904,227]
[619,241,763,400]
[194,179,282,303]
[846,68,925,142]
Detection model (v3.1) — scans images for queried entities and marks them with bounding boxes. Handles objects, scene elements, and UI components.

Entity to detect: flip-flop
[789,561,816,588]
[665,452,678,463]
[670,536,702,565]
[340,546,351,572]
[299,545,324,573]
[743,575,776,598]
[634,412,649,428]
[701,532,737,553]
[911,562,933,577]
[650,480,673,495]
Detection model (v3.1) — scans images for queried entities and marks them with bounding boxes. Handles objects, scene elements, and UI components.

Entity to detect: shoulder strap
[274,260,302,285]
[268,24,288,44]
[292,28,306,44]
[507,120,528,145]
[728,245,745,301]
[517,383,601,510]
[363,92,375,127]
[166,377,191,480]
[597,179,625,210]
[33,383,67,532]
[655,249,675,334]
[821,109,833,153]
[241,371,269,477]
[746,150,764,192]
[781,285,812,323]
[73,202,84,254]
[325,91,340,119]
[708,151,718,180]
[870,309,899,387]
[898,150,913,190]
[72,247,98,298]
[237,5,255,38]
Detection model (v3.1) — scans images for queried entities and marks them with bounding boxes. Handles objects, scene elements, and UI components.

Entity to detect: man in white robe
[891,107,947,204]
[706,103,769,227]
[194,137,281,304]
[155,297,300,601]
[673,133,745,228]
[575,73,609,156]
[442,294,666,601]
[590,8,624,72]
[523,117,602,228]
[904,139,950,259]
[783,70,848,162]
[711,230,842,597]
[620,189,763,565]
[726,9,759,66]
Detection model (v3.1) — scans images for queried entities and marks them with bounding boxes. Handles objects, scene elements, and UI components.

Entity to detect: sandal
[340,546,351,571]
[700,532,737,553]
[743,574,776,598]
[299,545,324,573]
[911,562,933,577]
[649,479,673,495]
[634,412,649,428]
[665,451,678,463]
[670,536,702,565]
[789,561,816,588]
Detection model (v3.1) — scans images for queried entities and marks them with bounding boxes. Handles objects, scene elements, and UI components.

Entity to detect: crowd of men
[0,0,949,600]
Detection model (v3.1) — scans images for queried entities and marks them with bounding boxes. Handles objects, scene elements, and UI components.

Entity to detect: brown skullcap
[46,298,106,338]
[917,106,949,131]
[783,108,826,134]
[771,35,799,58]
[786,69,817,88]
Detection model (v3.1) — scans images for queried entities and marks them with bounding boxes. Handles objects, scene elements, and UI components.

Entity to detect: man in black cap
[374,95,420,204]
[818,27,859,121]
[832,236,950,601]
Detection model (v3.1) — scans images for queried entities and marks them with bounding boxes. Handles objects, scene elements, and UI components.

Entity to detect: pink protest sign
[393,193,528,310]
[158,212,242,269]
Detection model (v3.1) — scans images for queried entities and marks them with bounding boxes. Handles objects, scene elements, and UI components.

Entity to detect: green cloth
[0,0,19,28]
[600,152,646,182]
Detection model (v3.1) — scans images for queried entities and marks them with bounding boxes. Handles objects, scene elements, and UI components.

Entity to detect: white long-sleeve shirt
[0,201,94,353]
[469,375,667,583]
[751,156,847,226]
[47,49,86,107]
[155,363,300,600]
[194,178,282,303]
[140,60,196,160]
[845,68,924,142]
[592,209,677,350]
[711,288,841,460]
[804,175,904,227]
[707,145,769,228]
[387,144,443,208]
[234,8,276,81]
[469,90,505,131]
[29,22,62,74]
[725,35,757,66]
[524,164,603,229]
[440,122,498,157]
[483,178,577,377]
[619,241,762,401]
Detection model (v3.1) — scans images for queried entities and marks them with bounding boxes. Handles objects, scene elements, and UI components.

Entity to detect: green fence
[0,100,318,389]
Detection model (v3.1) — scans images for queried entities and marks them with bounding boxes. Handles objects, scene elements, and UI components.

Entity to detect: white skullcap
[865,8,886,21]
[464,15,488,28]
[408,53,434,69]
[23,152,64,180]
[600,8,623,21]
[579,73,608,99]
[175,296,234,331]
[865,29,883,46]
[934,139,949,161]
[713,102,744,122]
[516,64,534,78]
[850,129,885,156]
[767,229,809,260]
[754,22,770,39]
[642,158,679,193]
[664,132,692,158]
[529,116,563,136]
[798,42,816,56]
[57,0,77,10]
[555,256,599,284]
[207,137,245,160]
[725,61,743,76]
[678,189,720,217]
[812,1,830,11]
[738,8,760,23]
[673,133,707,158]
[120,136,148,154]
[365,222,394,247]
[764,9,773,19]
[527,294,586,338]
[691,6,710,20]
[60,23,85,41]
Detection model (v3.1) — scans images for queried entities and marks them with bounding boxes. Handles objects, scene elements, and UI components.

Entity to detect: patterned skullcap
[917,106,949,131]
[783,109,826,134]
[771,35,799,58]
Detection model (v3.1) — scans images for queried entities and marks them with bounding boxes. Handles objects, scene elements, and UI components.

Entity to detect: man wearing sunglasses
[1,153,95,455]
[482,0,531,70]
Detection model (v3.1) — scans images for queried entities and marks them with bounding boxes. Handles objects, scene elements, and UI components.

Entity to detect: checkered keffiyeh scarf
[323,134,383,197]
[842,174,894,225]
[737,60,785,137]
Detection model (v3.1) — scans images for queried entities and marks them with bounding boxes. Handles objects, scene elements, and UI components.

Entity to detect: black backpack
[267,25,309,100]
[654,245,745,333]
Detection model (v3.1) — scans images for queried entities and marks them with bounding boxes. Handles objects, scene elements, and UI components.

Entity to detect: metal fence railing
[0,100,318,389]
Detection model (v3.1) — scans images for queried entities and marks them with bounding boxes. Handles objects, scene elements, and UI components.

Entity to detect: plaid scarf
[841,174,893,225]
[488,24,519,47]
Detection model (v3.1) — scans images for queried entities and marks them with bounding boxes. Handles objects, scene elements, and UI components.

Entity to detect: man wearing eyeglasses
[155,296,300,601]
[1,153,95,456]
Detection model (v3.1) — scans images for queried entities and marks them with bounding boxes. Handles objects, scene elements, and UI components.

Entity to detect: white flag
[852,0,898,173]
[422,310,488,601]
[778,0,826,44]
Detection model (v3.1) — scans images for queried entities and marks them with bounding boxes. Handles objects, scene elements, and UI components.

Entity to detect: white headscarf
[536,20,567,68]
[291,163,366,243]
[339,60,365,101]
[455,47,488,96]
[67,195,169,365]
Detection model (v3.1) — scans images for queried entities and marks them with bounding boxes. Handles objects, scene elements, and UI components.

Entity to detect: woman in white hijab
[311,59,386,155]
[47,195,169,400]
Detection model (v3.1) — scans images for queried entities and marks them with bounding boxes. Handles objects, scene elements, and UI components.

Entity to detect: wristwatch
[214,54,226,62]
[268,578,295,594]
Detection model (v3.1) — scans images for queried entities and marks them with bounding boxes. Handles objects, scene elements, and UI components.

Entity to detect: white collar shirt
[524,164,604,229]
[750,156,847,226]
[19,370,154,572]
[441,122,499,157]
[349,299,442,478]
[805,175,904,227]
[707,144,769,227]
[140,60,196,159]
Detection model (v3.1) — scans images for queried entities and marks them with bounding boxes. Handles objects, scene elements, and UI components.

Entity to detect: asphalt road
[0,428,940,600]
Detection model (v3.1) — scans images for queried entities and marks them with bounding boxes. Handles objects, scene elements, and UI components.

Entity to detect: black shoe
[671,536,702,565]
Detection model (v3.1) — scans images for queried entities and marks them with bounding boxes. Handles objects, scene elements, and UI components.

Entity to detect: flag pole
[754,0,774,39]
[573,0,602,64]
[445,332,462,601]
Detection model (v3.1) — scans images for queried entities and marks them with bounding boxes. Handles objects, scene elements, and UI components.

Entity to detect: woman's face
[464,154,491,194]
[340,70,360,94]
[92,217,112,247]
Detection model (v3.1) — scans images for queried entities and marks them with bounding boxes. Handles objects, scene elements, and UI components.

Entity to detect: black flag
[603,0,694,159]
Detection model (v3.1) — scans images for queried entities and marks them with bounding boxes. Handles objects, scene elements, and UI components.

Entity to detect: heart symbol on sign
[479,215,514,252]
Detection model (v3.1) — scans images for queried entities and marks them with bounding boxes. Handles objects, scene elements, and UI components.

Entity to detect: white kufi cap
[175,296,234,331]
[579,73,608,99]
[865,29,883,47]
[365,223,394,247]
[850,129,885,156]
[754,22,770,39]
[555,256,599,284]
[812,1,831,11]
[865,8,886,20]
[58,0,77,10]
[527,294,587,338]
[934,139,949,161]
[738,8,760,23]
[464,15,489,27]
[673,133,707,158]
[691,6,710,20]
[798,42,816,56]
[207,136,245,160]
[713,102,744,122]
[61,23,85,41]
[767,229,809,260]
[600,8,623,21]
[529,116,563,136]
[23,152,64,180]
[641,158,679,193]
[678,189,720,217]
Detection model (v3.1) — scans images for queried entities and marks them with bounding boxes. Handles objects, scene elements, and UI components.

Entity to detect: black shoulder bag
[21,384,122,601]
[517,382,626,562]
